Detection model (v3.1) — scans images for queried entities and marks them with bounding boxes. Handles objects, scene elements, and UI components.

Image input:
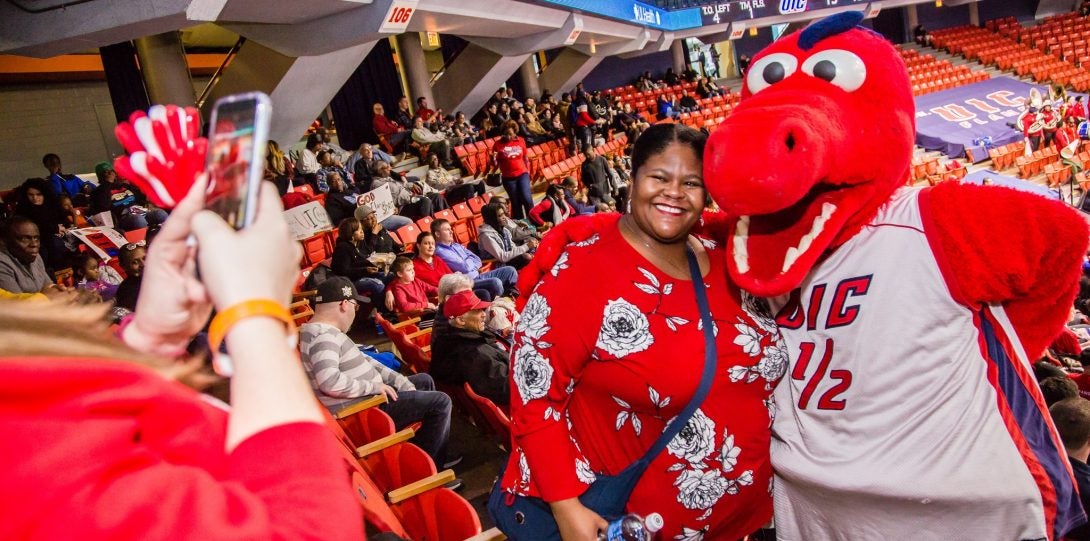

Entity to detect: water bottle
[598,512,664,541]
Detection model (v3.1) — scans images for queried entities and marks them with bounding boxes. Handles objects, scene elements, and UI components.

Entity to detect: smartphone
[205,92,271,229]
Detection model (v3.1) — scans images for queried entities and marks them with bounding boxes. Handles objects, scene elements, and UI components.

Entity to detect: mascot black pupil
[763,62,786,84]
[813,60,836,82]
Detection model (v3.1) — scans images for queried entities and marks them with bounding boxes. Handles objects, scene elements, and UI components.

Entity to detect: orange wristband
[208,299,295,355]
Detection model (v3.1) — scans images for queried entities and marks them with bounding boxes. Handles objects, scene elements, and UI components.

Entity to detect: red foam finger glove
[113,105,206,209]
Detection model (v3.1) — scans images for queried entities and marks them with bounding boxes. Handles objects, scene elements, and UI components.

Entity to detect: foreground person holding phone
[0,176,362,540]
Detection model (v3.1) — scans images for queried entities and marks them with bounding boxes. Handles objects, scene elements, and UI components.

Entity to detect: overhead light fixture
[935,0,942,6]
[590,40,597,54]
[749,26,758,36]
[425,32,440,48]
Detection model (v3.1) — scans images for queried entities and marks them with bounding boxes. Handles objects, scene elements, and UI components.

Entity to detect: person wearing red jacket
[573,103,601,151]
[1023,106,1044,151]
[1043,103,1060,147]
[372,102,408,152]
[1066,96,1088,122]
[492,120,533,220]
[0,177,362,540]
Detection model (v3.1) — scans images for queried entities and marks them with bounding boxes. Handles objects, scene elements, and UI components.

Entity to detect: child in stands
[388,256,438,318]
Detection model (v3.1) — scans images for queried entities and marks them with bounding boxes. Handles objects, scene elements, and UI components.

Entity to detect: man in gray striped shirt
[299,276,453,464]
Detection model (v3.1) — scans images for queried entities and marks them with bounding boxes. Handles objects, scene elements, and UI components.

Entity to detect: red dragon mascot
[523,11,1090,540]
[703,11,1088,540]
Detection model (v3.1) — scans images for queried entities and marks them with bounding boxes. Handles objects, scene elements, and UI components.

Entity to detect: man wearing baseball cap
[430,290,510,406]
[299,276,460,471]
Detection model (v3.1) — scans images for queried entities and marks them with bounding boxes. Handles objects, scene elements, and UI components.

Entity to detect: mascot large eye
[746,53,799,95]
[801,49,867,92]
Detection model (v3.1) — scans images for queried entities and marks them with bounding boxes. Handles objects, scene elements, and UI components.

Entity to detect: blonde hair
[266,140,288,176]
[0,300,209,388]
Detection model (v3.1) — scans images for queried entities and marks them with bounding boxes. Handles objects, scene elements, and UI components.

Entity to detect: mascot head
[704,11,915,297]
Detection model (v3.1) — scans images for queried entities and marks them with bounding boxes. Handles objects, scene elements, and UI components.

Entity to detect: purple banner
[914,76,1053,163]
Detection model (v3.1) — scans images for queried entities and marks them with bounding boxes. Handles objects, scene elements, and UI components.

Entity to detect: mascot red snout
[705,12,916,297]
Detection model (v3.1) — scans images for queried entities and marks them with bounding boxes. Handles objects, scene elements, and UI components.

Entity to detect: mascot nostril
[785,132,796,152]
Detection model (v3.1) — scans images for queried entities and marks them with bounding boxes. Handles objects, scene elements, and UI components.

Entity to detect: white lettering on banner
[379,0,419,33]
[965,98,1000,113]
[355,183,396,224]
[284,201,333,241]
[632,4,662,25]
[930,104,977,122]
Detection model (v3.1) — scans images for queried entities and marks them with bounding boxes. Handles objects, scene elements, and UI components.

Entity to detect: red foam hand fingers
[113,105,206,209]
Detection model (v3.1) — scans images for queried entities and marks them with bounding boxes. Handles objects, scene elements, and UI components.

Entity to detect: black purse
[488,248,717,539]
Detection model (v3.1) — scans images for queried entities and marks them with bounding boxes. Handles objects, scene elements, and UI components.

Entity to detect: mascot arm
[920,182,1088,358]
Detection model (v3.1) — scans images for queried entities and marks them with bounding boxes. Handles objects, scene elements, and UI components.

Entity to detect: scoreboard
[698,0,869,26]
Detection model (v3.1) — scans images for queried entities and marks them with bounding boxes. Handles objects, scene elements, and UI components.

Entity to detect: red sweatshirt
[413,255,453,287]
[0,356,362,541]
[390,278,439,312]
[493,137,528,178]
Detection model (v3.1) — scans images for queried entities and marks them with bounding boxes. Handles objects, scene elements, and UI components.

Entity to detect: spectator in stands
[738,54,751,76]
[295,133,323,176]
[415,96,436,124]
[425,153,482,204]
[394,96,414,132]
[315,150,349,194]
[517,111,548,146]
[581,146,615,205]
[432,219,517,297]
[315,127,350,164]
[451,111,478,144]
[371,161,433,221]
[429,289,510,406]
[493,120,534,220]
[42,153,92,203]
[697,76,723,98]
[678,90,699,113]
[0,216,70,298]
[913,25,931,47]
[1042,376,1081,406]
[332,216,393,308]
[1051,397,1090,540]
[529,183,574,228]
[542,109,566,139]
[90,161,163,232]
[58,195,88,229]
[492,195,543,245]
[664,67,679,86]
[353,205,404,255]
[114,241,147,312]
[411,117,455,168]
[478,200,537,270]
[0,175,370,539]
[264,140,294,196]
[413,231,497,302]
[73,251,119,301]
[656,94,678,121]
[1068,96,1088,122]
[372,102,410,153]
[561,177,599,215]
[574,104,603,152]
[14,177,70,270]
[347,142,395,177]
[299,275,456,466]
[323,173,360,226]
[389,256,438,317]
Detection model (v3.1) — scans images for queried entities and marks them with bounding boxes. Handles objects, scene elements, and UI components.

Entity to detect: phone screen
[206,93,270,229]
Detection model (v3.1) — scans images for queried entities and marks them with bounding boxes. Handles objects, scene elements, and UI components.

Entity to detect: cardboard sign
[285,200,334,241]
[68,227,128,261]
[355,183,396,223]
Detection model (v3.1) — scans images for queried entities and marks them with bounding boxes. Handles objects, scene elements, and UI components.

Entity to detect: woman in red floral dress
[498,124,785,540]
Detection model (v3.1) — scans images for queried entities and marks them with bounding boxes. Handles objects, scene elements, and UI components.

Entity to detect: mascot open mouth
[728,180,859,296]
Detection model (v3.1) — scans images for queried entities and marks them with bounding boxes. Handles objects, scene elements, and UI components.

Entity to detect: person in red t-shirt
[415,96,437,124]
[492,120,533,220]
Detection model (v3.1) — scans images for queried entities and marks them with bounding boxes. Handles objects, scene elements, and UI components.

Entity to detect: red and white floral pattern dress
[499,222,785,540]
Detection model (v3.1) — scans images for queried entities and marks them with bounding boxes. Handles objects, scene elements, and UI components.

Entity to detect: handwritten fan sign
[284,201,333,241]
[355,183,396,223]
